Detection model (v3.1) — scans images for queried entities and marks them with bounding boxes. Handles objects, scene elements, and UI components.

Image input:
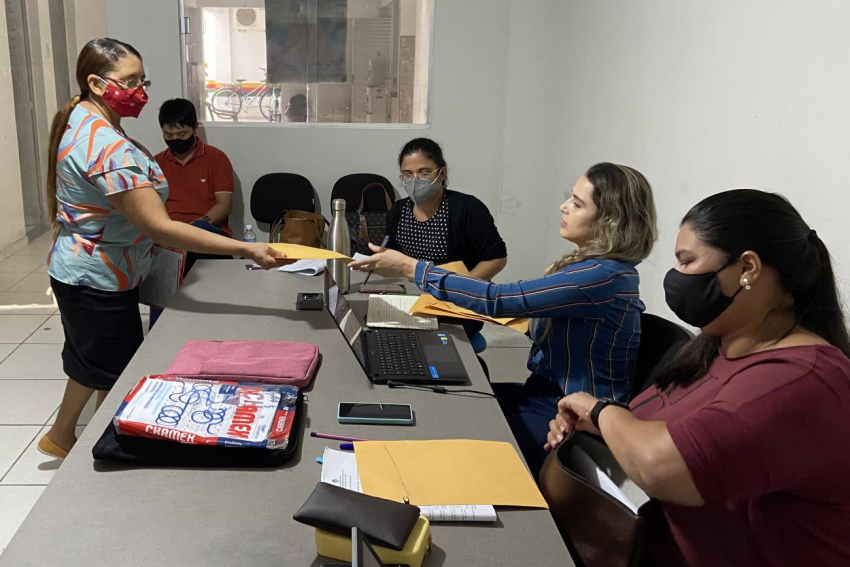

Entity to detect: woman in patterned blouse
[38,39,287,459]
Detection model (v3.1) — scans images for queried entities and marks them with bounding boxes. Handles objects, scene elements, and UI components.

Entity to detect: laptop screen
[325,272,369,372]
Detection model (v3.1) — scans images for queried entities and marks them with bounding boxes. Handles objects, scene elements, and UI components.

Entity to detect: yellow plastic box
[315,516,431,567]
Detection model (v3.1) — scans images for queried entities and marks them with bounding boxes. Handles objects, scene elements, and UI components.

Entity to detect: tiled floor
[0,232,530,556]
[0,233,148,556]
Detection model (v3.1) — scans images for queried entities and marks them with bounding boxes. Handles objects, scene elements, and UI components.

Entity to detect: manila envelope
[355,439,548,508]
[270,243,352,261]
[410,295,530,334]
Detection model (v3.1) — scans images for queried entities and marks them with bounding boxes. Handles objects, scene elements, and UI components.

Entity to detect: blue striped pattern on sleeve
[415,258,644,401]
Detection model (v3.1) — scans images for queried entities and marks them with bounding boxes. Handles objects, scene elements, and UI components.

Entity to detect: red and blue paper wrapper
[113,375,298,450]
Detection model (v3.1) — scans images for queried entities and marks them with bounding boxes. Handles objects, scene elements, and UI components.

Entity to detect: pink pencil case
[165,340,319,388]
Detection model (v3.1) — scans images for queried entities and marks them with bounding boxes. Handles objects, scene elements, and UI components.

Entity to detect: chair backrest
[633,313,693,398]
[330,173,396,212]
[251,173,316,223]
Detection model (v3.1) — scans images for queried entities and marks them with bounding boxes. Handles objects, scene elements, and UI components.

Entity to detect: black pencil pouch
[293,482,420,551]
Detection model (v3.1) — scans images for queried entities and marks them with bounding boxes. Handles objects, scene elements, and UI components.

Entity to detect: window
[181,0,432,124]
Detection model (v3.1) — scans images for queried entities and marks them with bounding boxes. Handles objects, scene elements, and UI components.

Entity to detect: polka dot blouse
[395,194,450,265]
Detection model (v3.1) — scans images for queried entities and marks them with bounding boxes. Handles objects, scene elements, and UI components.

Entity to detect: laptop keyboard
[376,332,428,376]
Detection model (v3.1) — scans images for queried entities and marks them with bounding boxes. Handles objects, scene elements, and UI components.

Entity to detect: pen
[339,443,355,451]
[310,431,372,442]
[361,235,390,287]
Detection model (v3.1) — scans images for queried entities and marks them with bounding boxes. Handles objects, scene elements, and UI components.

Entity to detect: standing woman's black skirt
[50,277,143,391]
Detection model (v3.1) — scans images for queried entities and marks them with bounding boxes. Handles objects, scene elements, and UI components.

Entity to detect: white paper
[277,258,326,276]
[570,445,645,514]
[417,504,498,523]
[366,295,439,330]
[349,252,370,269]
[320,448,498,522]
[321,447,363,492]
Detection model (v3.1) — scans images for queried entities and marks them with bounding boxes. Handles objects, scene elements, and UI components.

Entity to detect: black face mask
[165,135,196,155]
[663,263,743,328]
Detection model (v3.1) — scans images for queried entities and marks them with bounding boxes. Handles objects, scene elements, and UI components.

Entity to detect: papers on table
[139,246,186,309]
[410,294,530,334]
[367,295,439,330]
[354,440,548,509]
[321,448,498,522]
[269,243,352,261]
[277,259,326,276]
[276,252,372,276]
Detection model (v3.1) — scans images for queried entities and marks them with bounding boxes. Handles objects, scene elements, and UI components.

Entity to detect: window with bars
[182,0,432,125]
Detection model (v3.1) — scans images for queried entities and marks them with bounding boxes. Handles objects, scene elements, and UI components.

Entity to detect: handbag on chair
[345,182,394,255]
[538,432,687,567]
[269,209,329,248]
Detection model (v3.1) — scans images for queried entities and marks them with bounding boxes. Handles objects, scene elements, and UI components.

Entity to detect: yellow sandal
[37,434,69,459]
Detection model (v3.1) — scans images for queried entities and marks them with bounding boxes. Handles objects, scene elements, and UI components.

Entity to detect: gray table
[1,261,571,567]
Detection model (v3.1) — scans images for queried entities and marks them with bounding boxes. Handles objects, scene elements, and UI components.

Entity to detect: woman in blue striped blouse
[351,163,657,475]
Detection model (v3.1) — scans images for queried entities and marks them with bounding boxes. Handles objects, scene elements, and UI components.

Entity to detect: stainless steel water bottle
[328,198,351,293]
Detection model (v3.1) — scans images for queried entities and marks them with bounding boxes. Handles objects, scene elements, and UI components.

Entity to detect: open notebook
[366,295,439,331]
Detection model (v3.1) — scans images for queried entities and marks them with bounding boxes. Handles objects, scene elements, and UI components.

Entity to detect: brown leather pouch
[538,432,687,567]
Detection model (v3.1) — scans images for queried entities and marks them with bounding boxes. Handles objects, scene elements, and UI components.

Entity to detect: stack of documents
[367,295,439,330]
[410,295,529,334]
[320,447,499,522]
[278,259,327,276]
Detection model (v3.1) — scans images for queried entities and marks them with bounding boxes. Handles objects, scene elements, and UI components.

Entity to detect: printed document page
[367,295,439,330]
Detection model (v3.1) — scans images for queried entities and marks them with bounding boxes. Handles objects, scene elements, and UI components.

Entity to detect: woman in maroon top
[545,189,850,567]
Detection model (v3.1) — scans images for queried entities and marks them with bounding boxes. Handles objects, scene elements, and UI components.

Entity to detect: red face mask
[99,79,149,118]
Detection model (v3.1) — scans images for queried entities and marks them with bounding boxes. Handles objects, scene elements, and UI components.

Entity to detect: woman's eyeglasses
[101,76,152,91]
[399,168,440,182]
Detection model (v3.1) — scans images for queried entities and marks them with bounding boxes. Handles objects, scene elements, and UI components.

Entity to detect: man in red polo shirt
[151,99,236,329]
[155,98,234,239]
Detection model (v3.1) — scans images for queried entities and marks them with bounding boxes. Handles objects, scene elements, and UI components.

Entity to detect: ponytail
[46,96,81,225]
[793,233,850,357]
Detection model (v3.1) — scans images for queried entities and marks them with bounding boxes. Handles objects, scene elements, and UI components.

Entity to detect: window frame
[177,0,436,128]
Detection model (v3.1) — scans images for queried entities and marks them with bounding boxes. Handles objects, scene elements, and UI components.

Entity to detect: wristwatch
[201,215,212,223]
[589,398,630,429]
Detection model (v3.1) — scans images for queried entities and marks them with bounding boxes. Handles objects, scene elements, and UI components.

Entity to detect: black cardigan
[386,189,507,272]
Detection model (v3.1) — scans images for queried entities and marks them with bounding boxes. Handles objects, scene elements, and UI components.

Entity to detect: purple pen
[310,431,371,442]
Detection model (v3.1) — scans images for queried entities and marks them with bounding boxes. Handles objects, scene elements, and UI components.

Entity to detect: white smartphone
[337,402,414,425]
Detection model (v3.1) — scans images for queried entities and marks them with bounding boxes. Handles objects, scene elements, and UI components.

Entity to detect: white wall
[497,0,567,279]
[557,0,850,324]
[0,6,28,258]
[230,23,266,82]
[63,0,108,83]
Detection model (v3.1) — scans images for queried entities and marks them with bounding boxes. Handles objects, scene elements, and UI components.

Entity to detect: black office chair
[633,313,693,398]
[330,173,396,212]
[250,173,316,224]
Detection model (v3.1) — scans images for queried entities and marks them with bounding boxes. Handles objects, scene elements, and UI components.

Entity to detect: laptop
[325,274,469,385]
